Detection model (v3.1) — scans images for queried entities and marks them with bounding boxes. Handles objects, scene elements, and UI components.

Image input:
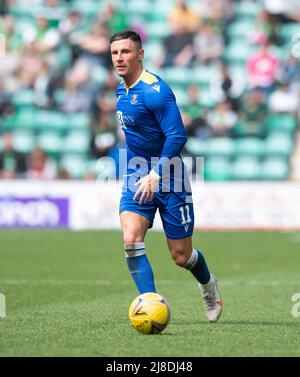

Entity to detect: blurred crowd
[0,0,300,180]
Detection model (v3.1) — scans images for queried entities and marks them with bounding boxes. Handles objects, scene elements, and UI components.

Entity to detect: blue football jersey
[117,70,194,239]
[116,69,187,178]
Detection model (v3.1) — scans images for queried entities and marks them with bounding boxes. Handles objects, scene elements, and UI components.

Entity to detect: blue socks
[124,244,210,293]
[125,243,156,294]
[184,249,211,285]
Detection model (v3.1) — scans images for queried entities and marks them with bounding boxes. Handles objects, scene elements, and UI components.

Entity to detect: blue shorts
[119,181,194,240]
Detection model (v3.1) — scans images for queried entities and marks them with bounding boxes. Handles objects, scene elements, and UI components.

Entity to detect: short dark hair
[110,30,142,49]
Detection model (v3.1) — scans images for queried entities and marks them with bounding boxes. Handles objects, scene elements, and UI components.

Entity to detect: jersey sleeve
[144,83,187,177]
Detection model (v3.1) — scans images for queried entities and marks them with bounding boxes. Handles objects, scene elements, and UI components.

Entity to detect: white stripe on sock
[124,242,146,258]
[184,249,198,270]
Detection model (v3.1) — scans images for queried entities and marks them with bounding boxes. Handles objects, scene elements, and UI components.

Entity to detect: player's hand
[133,171,160,205]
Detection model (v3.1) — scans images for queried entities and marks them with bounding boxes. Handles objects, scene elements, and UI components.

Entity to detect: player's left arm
[133,84,187,205]
[151,85,187,165]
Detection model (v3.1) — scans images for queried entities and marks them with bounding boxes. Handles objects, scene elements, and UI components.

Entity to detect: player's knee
[123,231,143,245]
[171,251,190,267]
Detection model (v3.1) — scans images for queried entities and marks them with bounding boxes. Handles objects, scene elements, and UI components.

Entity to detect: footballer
[110,30,222,322]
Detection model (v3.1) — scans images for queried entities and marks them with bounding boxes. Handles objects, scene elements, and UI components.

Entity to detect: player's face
[110,39,144,80]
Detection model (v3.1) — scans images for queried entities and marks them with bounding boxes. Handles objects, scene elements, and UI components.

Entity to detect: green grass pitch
[0,230,299,356]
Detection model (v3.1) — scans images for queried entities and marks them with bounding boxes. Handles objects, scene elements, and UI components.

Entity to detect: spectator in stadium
[26,147,57,180]
[14,47,46,90]
[169,0,200,33]
[0,14,23,53]
[250,9,279,46]
[91,130,117,159]
[0,15,24,79]
[75,21,111,70]
[156,22,195,68]
[59,10,85,43]
[180,84,210,138]
[219,63,236,109]
[184,113,211,140]
[92,70,119,131]
[268,83,299,114]
[237,88,268,137]
[0,133,27,179]
[239,88,268,123]
[246,41,279,91]
[59,60,97,113]
[23,15,61,55]
[207,100,237,137]
[182,84,206,120]
[0,80,11,117]
[0,0,8,15]
[199,0,235,27]
[90,71,119,158]
[156,31,194,67]
[276,54,300,88]
[100,3,129,34]
[83,171,97,181]
[181,85,211,139]
[42,0,67,28]
[192,22,224,65]
[56,168,71,180]
[110,30,222,322]
[263,0,300,23]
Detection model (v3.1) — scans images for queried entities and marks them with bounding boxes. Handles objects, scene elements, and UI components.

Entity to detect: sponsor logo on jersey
[184,224,189,233]
[117,111,135,129]
[152,84,160,92]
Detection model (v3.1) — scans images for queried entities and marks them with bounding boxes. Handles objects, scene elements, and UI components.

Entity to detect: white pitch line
[0,279,112,285]
[0,279,299,287]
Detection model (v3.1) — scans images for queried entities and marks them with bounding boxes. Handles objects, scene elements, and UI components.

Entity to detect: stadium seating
[71,0,102,18]
[234,1,261,19]
[260,157,290,180]
[184,137,206,157]
[265,132,294,158]
[231,156,261,180]
[12,130,35,154]
[63,130,90,154]
[206,138,236,159]
[204,157,231,181]
[35,110,69,131]
[37,131,64,156]
[60,154,88,179]
[223,42,255,64]
[265,114,298,134]
[12,89,36,108]
[235,138,265,158]
[0,0,298,181]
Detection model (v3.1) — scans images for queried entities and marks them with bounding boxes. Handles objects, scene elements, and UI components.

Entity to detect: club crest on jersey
[131,94,138,104]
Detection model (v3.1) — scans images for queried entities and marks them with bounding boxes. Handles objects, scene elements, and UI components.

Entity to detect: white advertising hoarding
[0,181,300,231]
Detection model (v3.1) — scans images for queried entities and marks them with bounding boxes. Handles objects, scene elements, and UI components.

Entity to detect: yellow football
[128,292,171,334]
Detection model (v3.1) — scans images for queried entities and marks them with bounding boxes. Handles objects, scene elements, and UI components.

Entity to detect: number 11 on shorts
[179,205,191,225]
[0,293,6,317]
